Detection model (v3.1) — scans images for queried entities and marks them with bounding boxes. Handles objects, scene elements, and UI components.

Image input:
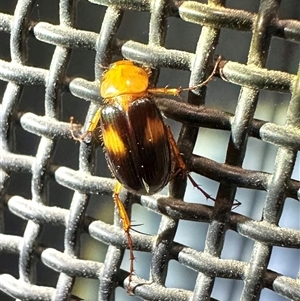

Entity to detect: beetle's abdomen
[101,98,171,195]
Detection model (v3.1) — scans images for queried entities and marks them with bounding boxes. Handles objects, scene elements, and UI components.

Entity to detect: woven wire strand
[0,0,299,301]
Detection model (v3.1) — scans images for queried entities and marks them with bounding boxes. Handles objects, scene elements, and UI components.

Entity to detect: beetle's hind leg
[113,182,135,294]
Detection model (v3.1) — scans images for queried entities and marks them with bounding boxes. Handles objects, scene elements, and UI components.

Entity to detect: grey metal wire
[0,0,299,301]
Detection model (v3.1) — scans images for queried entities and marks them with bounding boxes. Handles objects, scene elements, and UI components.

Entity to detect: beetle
[71,59,219,292]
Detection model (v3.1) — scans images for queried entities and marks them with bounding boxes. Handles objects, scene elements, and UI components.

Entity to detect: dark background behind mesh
[0,0,299,301]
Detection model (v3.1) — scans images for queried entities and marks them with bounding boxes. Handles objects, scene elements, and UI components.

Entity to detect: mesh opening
[0,1,299,301]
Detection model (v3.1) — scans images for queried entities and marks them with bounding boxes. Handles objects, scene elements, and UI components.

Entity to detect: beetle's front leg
[70,108,102,142]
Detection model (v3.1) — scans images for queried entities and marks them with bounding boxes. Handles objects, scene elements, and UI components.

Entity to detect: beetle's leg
[70,116,83,141]
[178,56,222,93]
[113,181,135,293]
[165,126,215,202]
[70,108,101,142]
[147,56,222,97]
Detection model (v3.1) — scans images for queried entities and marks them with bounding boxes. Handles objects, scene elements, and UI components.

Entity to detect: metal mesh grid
[0,0,299,300]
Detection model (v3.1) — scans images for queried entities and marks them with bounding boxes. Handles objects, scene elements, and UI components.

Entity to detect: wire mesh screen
[0,0,299,300]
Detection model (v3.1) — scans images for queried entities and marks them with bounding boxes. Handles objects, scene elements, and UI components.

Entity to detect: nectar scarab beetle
[100,60,172,195]
[70,58,220,293]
